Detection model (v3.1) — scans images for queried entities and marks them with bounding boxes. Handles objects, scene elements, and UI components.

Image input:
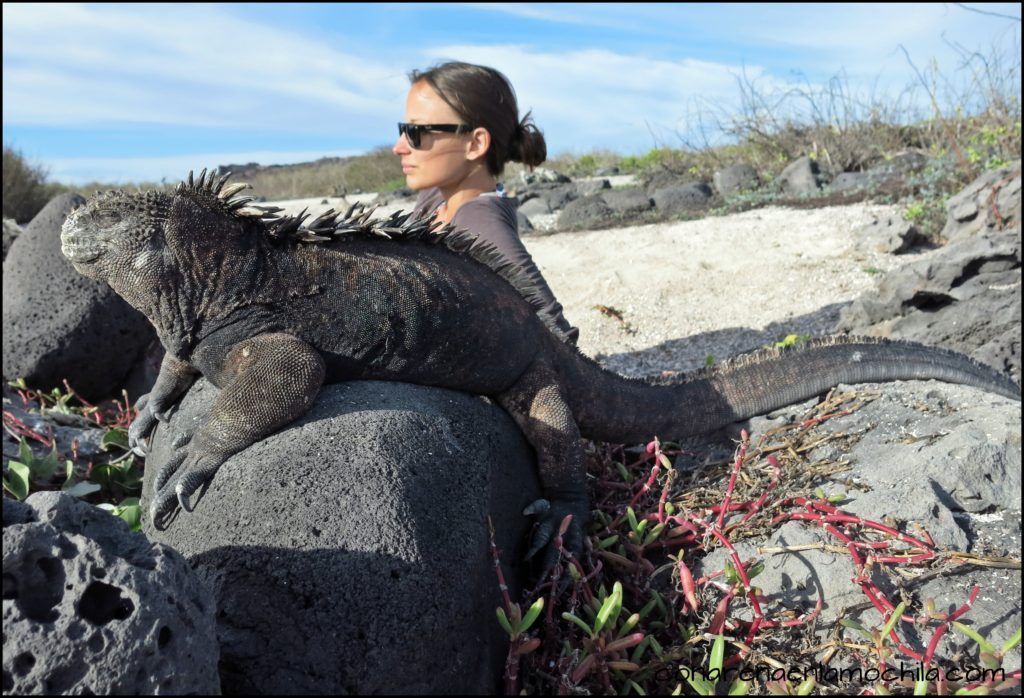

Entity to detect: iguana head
[61,188,167,284]
[60,171,287,346]
[60,169,265,287]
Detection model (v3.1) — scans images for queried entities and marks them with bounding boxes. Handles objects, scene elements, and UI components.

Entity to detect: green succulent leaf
[724,561,740,585]
[96,499,142,532]
[1002,627,1021,653]
[3,462,31,500]
[496,607,514,637]
[518,597,544,634]
[685,675,715,696]
[839,618,873,639]
[627,679,646,695]
[952,621,996,655]
[796,677,817,695]
[709,633,726,674]
[618,612,640,638]
[594,581,623,636]
[626,506,639,533]
[616,462,632,483]
[728,678,749,695]
[881,601,906,641]
[115,499,142,531]
[63,480,101,498]
[562,611,594,638]
[100,428,131,452]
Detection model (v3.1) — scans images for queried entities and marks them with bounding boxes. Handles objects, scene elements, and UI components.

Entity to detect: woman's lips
[402,165,415,172]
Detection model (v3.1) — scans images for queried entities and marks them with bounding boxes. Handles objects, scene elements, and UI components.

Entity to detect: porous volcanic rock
[838,228,1021,382]
[3,492,220,695]
[651,183,713,214]
[713,163,760,196]
[778,156,821,195]
[940,160,1021,244]
[142,379,542,695]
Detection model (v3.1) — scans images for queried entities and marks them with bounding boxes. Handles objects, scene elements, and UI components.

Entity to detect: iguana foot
[524,493,587,580]
[148,440,225,530]
[129,393,157,456]
[129,392,178,457]
[152,432,193,495]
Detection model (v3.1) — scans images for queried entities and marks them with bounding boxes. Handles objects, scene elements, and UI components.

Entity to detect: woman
[392,60,579,344]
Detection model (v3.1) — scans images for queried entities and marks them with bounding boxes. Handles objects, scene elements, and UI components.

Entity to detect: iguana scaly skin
[60,169,1022,571]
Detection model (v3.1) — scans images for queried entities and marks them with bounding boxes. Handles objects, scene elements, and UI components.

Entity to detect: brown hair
[408,61,546,176]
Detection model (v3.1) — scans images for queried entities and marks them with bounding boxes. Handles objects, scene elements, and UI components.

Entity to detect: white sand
[263,191,910,379]
[521,203,907,377]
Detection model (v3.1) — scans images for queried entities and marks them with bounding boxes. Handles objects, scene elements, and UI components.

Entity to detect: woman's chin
[404,172,424,190]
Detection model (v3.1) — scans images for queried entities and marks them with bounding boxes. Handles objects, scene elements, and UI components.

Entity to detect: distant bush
[337,146,406,194]
[239,158,350,200]
[235,147,404,200]
[3,144,68,223]
[676,41,1019,188]
[543,148,626,178]
[619,148,688,173]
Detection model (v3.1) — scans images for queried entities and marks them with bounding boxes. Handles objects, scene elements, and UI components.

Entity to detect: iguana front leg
[496,361,589,578]
[129,353,199,456]
[149,332,326,529]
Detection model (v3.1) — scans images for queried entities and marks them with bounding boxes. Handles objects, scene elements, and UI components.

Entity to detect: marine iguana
[60,169,1021,572]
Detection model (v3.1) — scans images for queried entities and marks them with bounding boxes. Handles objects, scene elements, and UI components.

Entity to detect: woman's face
[392,80,483,191]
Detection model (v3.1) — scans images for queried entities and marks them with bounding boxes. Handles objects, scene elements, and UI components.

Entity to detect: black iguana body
[60,170,1022,569]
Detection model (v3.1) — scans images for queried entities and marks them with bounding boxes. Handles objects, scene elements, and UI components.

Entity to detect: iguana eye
[94,209,122,226]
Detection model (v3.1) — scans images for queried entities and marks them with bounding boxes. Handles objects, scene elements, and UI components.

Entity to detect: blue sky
[3,3,1020,184]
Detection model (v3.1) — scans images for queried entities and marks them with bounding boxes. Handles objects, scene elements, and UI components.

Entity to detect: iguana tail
[562,335,1021,443]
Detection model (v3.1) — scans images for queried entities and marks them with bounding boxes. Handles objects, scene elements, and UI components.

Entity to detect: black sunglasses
[398,122,473,148]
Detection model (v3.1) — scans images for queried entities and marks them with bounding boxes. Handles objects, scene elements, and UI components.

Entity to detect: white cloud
[4,2,1017,173]
[706,3,1021,82]
[466,3,1020,87]
[422,44,793,153]
[2,2,798,156]
[2,3,410,128]
[463,3,660,32]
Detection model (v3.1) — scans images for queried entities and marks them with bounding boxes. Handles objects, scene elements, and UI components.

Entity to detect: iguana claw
[524,493,588,581]
[177,488,194,513]
[149,492,179,531]
[176,471,208,513]
[128,392,178,457]
[128,394,158,457]
[522,498,550,518]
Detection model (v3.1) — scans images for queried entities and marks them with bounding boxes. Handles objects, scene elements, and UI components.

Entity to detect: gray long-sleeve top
[412,187,580,344]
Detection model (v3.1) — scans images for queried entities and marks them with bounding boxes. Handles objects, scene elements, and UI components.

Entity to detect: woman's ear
[466,127,491,162]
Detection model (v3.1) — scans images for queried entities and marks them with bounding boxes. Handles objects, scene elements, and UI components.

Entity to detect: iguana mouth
[60,219,106,263]
[60,240,104,263]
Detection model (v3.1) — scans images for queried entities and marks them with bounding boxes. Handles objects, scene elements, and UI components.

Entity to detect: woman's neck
[437,166,496,224]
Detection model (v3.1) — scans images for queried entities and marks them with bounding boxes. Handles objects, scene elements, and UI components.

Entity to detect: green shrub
[544,148,627,178]
[338,146,405,193]
[3,144,68,223]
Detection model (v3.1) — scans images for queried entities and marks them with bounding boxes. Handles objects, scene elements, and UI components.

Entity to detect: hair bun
[511,112,546,168]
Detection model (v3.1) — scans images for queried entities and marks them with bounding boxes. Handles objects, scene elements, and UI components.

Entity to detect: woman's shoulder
[453,192,519,234]
[413,187,444,215]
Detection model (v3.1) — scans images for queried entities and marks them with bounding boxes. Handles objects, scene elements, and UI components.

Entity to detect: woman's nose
[392,135,409,155]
